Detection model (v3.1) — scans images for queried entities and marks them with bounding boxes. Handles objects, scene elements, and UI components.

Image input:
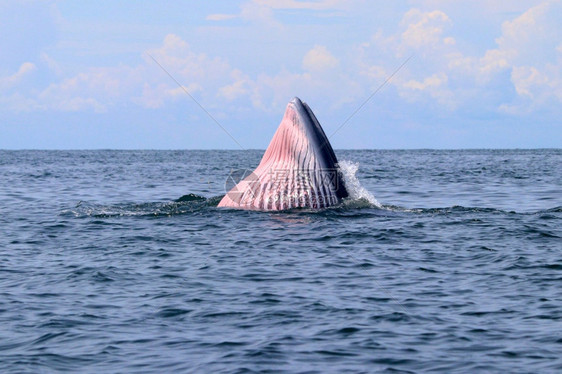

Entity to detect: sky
[0,0,561,149]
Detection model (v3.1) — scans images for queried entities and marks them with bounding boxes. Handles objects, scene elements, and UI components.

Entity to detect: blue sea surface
[0,149,561,373]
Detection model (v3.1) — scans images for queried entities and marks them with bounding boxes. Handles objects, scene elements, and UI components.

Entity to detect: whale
[218,97,348,210]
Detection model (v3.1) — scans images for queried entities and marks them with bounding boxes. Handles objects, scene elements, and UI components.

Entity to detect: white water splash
[339,160,382,208]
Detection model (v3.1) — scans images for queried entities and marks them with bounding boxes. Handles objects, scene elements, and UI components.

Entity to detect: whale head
[218,97,348,210]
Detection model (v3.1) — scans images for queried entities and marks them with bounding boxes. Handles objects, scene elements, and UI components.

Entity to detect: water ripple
[0,150,561,373]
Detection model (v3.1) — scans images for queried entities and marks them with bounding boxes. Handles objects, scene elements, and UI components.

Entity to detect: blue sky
[1,0,560,149]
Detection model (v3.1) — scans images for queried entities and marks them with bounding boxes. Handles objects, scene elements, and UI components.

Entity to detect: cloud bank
[0,0,560,148]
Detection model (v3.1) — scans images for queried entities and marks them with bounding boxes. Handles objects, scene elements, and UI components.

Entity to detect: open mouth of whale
[218,97,349,211]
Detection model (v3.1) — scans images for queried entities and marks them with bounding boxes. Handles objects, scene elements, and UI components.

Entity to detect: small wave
[421,206,508,214]
[61,194,220,218]
[413,206,562,216]
[341,198,378,210]
[339,160,382,208]
[175,193,207,202]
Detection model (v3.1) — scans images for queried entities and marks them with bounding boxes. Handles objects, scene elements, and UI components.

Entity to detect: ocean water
[0,149,560,373]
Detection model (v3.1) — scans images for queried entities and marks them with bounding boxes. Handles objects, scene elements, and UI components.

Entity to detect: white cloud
[400,9,452,50]
[302,45,339,72]
[218,70,251,101]
[495,1,549,53]
[219,80,247,101]
[403,73,447,91]
[356,1,562,113]
[197,2,555,116]
[356,8,460,110]
[240,1,281,27]
[511,67,545,97]
[0,92,37,112]
[136,81,204,109]
[52,97,106,112]
[483,1,558,68]
[36,66,136,112]
[3,2,561,120]
[432,0,562,96]
[250,70,312,112]
[0,62,36,90]
[483,1,562,109]
[443,37,455,45]
[400,72,456,109]
[361,64,388,82]
[508,64,562,110]
[167,83,203,98]
[40,53,63,76]
[1,34,246,112]
[146,34,229,75]
[139,34,245,110]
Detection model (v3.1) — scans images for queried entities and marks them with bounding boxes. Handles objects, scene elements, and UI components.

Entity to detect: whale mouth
[218,97,348,211]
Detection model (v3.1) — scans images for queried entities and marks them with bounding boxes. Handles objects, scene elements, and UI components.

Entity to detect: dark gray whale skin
[291,97,349,200]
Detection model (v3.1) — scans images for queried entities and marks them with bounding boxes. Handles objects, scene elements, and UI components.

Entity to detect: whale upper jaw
[218,97,348,211]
